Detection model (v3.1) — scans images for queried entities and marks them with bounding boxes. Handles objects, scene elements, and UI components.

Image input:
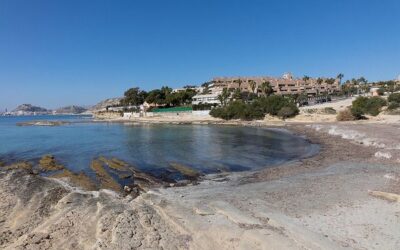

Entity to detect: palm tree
[302,75,310,84]
[336,73,344,84]
[249,80,257,93]
[217,88,230,106]
[357,77,368,94]
[325,78,336,85]
[237,78,243,90]
[315,78,323,97]
[261,81,273,97]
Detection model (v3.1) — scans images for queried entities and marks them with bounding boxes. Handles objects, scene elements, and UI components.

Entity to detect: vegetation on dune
[387,93,400,112]
[351,96,386,117]
[336,108,356,121]
[337,96,387,121]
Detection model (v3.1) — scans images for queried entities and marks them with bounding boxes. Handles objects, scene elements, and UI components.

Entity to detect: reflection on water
[0,115,318,174]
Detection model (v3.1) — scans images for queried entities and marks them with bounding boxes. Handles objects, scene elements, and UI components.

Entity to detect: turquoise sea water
[0,115,318,175]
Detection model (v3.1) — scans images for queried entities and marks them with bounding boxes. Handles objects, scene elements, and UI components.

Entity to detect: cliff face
[90,98,122,111]
[13,104,48,113]
[55,105,87,114]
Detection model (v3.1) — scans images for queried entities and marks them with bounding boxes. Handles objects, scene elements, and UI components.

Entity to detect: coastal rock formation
[90,159,122,192]
[39,155,65,171]
[13,104,48,113]
[0,169,189,249]
[90,98,122,111]
[12,104,50,115]
[16,121,69,126]
[55,105,87,114]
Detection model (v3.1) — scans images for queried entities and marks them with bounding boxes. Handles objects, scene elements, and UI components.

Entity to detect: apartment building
[210,73,340,96]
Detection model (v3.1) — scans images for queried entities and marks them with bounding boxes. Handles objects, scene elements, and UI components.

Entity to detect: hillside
[12,104,49,114]
[55,105,87,114]
[90,98,122,111]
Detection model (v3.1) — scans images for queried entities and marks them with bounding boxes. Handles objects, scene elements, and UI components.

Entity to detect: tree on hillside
[165,89,197,106]
[325,78,336,85]
[146,89,165,105]
[217,88,230,106]
[317,78,323,86]
[121,87,147,106]
[356,77,368,94]
[357,77,368,85]
[337,73,344,84]
[249,80,257,94]
[232,88,242,101]
[302,75,310,84]
[236,78,243,90]
[161,86,172,97]
[260,81,273,97]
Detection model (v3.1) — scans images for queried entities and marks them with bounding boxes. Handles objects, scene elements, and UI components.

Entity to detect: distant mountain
[55,105,87,114]
[12,104,49,114]
[90,98,122,111]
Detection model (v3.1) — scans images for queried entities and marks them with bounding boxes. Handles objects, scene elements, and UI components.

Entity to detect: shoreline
[0,122,400,249]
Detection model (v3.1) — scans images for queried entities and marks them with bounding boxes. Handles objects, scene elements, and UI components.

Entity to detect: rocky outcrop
[16,121,69,126]
[12,104,50,115]
[13,104,48,113]
[0,169,189,249]
[55,105,87,114]
[90,98,122,112]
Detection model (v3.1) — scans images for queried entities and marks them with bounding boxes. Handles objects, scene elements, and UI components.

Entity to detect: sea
[0,115,318,175]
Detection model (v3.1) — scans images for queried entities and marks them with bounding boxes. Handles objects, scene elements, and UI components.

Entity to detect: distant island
[11,104,51,116]
[1,104,89,116]
[0,98,124,116]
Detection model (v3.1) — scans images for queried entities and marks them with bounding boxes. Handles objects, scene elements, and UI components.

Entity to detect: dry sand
[1,122,400,249]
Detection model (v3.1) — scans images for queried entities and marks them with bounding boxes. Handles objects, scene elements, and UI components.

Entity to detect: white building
[172,86,204,93]
[192,93,220,105]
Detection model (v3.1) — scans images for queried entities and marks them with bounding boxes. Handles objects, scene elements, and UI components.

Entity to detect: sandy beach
[1,119,400,249]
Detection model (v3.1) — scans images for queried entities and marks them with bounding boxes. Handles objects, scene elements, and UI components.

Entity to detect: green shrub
[209,96,299,121]
[209,101,264,120]
[257,96,289,116]
[388,102,400,110]
[193,103,217,111]
[277,104,299,119]
[366,97,387,116]
[351,96,386,117]
[323,107,337,114]
[337,109,356,121]
[350,106,365,119]
[377,88,385,96]
[388,93,400,103]
[209,107,225,119]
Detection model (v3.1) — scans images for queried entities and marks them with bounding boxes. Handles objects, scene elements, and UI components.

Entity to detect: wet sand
[0,123,400,249]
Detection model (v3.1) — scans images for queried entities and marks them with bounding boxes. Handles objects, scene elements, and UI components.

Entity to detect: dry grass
[336,108,355,121]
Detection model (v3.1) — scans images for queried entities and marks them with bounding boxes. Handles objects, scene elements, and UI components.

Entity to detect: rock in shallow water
[16,121,70,126]
[39,155,64,171]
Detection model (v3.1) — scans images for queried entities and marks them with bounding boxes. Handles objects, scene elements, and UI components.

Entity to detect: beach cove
[0,116,400,249]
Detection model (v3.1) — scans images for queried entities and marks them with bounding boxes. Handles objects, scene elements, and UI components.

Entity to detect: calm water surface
[0,115,318,175]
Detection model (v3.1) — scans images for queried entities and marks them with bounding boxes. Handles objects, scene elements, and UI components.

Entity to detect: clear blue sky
[0,0,399,110]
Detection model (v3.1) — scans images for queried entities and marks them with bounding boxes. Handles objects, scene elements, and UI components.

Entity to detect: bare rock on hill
[55,105,87,114]
[90,98,122,111]
[12,104,50,114]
